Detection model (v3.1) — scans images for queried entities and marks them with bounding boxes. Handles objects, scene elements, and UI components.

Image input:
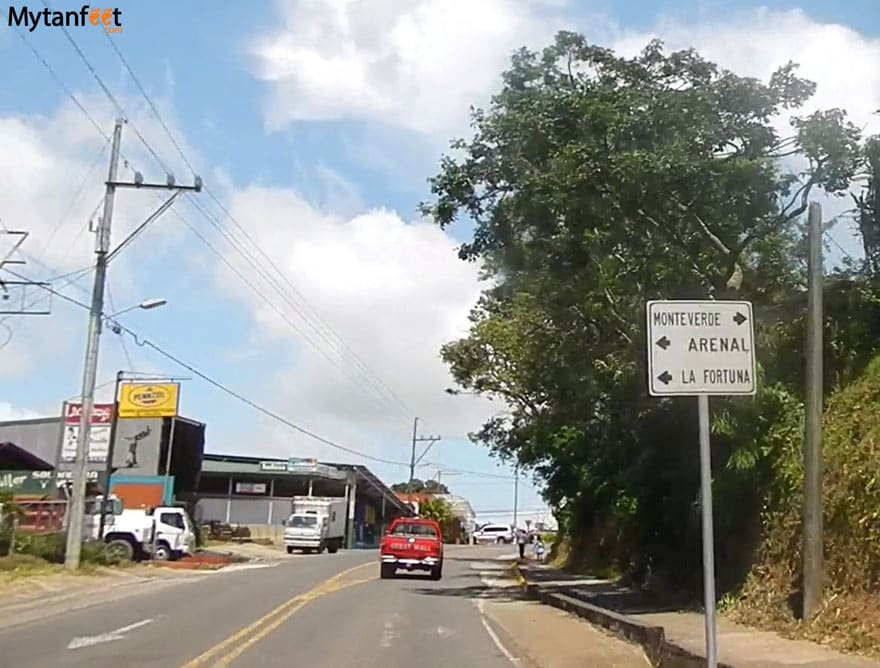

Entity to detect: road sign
[646,300,756,397]
[118,382,180,419]
[60,402,114,463]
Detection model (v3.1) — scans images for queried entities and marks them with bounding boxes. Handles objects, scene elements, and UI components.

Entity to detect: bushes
[725,353,880,656]
[5,532,118,567]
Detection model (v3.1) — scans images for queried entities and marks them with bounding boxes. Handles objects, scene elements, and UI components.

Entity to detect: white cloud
[6,6,880,495]
[605,8,880,262]
[0,402,40,422]
[251,0,569,136]
[205,182,498,462]
[609,9,880,134]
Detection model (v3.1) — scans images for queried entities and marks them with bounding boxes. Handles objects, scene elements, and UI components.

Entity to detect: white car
[472,523,514,544]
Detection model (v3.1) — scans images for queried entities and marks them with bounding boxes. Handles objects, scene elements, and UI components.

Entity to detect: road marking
[206,562,280,574]
[181,561,375,667]
[211,574,375,665]
[474,564,521,665]
[67,618,153,649]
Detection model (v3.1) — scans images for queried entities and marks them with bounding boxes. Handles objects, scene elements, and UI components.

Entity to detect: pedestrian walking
[516,527,527,560]
[533,537,545,563]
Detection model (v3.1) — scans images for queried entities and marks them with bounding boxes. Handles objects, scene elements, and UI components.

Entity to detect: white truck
[283,496,346,555]
[88,496,196,562]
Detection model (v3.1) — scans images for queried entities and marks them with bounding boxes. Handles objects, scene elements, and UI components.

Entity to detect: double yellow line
[181,561,376,667]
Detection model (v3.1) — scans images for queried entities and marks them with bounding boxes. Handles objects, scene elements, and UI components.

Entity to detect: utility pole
[64,119,123,571]
[64,119,202,571]
[513,463,519,529]
[803,201,824,619]
[408,417,441,496]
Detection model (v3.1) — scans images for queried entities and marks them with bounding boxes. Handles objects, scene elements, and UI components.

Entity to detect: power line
[170,200,398,412]
[104,35,195,175]
[41,0,168,174]
[12,270,413,469]
[14,29,109,142]
[105,284,134,370]
[24,25,414,431]
[60,30,413,417]
[99,35,410,414]
[36,140,110,264]
[203,188,413,415]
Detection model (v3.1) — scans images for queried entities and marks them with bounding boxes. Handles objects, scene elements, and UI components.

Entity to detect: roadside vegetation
[0,492,123,575]
[423,30,880,656]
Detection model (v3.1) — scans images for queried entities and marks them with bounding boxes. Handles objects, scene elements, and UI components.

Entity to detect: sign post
[646,299,757,668]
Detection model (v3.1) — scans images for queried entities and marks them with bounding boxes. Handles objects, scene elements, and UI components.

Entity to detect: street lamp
[106,298,167,319]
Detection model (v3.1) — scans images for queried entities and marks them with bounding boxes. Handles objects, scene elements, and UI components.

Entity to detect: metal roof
[432,494,476,519]
[201,453,410,513]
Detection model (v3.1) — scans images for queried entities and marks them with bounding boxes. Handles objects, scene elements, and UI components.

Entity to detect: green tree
[422,31,869,587]
[419,497,453,525]
[390,479,450,494]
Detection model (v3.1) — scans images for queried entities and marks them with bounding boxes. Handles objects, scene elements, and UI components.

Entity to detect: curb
[511,563,735,668]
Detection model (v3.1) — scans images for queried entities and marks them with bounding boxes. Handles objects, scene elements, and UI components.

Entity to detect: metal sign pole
[698,394,718,668]
[646,299,757,668]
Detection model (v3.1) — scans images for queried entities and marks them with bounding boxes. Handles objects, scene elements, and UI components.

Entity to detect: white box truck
[283,496,346,555]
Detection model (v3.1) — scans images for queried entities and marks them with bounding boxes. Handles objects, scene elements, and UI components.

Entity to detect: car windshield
[287,515,318,528]
[390,522,437,538]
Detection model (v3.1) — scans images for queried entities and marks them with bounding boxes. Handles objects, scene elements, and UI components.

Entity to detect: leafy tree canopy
[390,479,450,495]
[421,31,877,585]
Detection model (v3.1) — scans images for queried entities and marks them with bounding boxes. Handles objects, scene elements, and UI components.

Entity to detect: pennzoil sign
[118,383,180,419]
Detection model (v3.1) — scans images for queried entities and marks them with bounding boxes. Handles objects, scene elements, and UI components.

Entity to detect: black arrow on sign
[655,336,670,350]
[733,312,747,326]
[657,371,672,385]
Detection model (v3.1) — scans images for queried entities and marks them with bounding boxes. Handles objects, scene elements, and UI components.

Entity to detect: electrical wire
[10,271,414,469]
[41,27,412,418]
[105,284,134,370]
[36,139,109,264]
[14,29,110,142]
[104,35,195,176]
[98,34,411,414]
[22,24,416,435]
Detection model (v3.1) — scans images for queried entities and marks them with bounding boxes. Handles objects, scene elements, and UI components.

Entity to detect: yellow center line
[210,574,376,666]
[181,561,376,668]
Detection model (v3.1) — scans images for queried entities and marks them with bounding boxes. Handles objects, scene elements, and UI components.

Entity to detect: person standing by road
[516,527,527,560]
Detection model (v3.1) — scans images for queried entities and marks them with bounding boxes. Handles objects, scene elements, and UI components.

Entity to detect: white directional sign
[646,300,756,396]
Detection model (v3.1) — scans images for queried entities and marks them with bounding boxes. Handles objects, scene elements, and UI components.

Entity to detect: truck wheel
[327,541,339,554]
[431,563,443,581]
[286,546,295,555]
[105,538,135,563]
[380,564,394,579]
[152,542,172,561]
[317,542,325,554]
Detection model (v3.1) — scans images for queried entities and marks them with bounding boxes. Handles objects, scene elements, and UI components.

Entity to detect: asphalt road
[0,546,649,667]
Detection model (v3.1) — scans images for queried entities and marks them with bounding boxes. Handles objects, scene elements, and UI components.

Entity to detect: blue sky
[1,0,878,526]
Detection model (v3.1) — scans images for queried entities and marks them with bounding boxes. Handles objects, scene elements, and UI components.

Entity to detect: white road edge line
[475,571,520,665]
[67,618,153,649]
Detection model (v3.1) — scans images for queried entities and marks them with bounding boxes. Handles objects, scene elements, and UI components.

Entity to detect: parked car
[472,523,515,544]
[379,517,444,580]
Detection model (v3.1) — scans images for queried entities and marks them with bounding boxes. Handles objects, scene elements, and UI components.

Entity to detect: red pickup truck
[379,517,444,580]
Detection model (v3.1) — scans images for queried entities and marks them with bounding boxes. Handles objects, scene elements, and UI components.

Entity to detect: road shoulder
[476,556,652,667]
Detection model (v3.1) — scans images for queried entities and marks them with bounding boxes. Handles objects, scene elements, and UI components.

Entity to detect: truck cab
[97,502,195,562]
[380,517,444,580]
[283,496,346,555]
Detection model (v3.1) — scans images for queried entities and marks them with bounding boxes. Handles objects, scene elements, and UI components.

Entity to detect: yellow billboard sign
[118,383,180,419]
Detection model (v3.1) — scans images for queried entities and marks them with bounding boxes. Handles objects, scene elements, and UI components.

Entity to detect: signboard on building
[0,470,101,496]
[646,300,757,397]
[234,482,267,494]
[60,402,114,463]
[257,459,346,480]
[118,382,180,419]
